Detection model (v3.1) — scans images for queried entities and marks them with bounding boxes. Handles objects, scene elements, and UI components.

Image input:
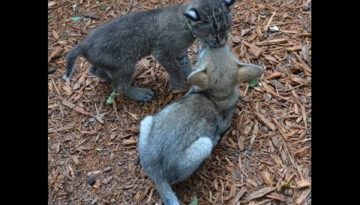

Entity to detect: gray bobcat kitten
[138,45,263,205]
[63,0,237,102]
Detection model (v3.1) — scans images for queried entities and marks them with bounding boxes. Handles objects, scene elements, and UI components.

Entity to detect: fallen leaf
[189,196,198,205]
[106,90,119,105]
[249,79,259,88]
[70,16,82,22]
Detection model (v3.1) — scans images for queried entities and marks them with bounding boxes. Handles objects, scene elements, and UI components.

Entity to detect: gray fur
[63,0,236,102]
[138,44,263,205]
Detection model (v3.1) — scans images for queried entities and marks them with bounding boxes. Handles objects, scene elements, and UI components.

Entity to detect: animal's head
[183,0,236,48]
[187,45,263,94]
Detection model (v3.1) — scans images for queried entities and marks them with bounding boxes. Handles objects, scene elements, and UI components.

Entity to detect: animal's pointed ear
[236,62,263,84]
[224,0,236,8]
[183,8,201,22]
[187,64,209,90]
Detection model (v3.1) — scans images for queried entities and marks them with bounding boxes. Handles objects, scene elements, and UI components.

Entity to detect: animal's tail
[155,181,180,205]
[62,45,82,82]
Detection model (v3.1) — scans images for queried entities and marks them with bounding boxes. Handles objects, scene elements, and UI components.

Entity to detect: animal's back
[80,8,165,62]
[140,94,219,182]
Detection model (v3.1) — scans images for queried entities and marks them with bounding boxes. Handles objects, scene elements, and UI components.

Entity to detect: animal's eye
[224,0,235,8]
[184,8,201,22]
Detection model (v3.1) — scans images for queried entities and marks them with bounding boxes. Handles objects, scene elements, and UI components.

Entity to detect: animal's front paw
[170,81,189,94]
[171,86,189,94]
[125,86,155,102]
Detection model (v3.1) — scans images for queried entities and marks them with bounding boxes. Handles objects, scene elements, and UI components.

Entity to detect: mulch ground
[48,0,311,204]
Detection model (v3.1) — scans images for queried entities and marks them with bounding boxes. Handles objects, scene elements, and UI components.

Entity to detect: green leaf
[189,196,198,205]
[70,16,82,22]
[106,90,119,105]
[249,79,259,88]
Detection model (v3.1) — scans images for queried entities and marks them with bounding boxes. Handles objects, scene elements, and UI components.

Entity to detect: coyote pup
[138,45,263,204]
[63,0,236,102]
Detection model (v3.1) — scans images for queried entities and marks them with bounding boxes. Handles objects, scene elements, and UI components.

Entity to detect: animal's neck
[194,88,240,113]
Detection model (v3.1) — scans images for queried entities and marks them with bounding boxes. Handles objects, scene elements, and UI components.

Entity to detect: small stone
[232,36,241,43]
[87,175,96,186]
[269,26,280,33]
[103,166,112,173]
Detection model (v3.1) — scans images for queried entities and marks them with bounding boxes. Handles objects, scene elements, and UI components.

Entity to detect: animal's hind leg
[111,63,154,102]
[89,65,112,82]
[172,137,213,183]
[154,180,180,205]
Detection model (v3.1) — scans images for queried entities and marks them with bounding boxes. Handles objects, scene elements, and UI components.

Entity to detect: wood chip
[295,189,310,205]
[72,156,79,165]
[52,30,59,40]
[286,45,302,51]
[297,179,311,189]
[93,179,101,189]
[48,47,63,62]
[231,187,247,205]
[256,39,288,46]
[249,46,263,58]
[237,133,245,151]
[62,99,91,116]
[242,187,276,203]
[265,72,283,80]
[264,11,276,32]
[48,1,56,8]
[102,176,113,184]
[302,45,310,65]
[256,113,276,131]
[266,192,286,201]
[261,171,273,186]
[122,139,137,146]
